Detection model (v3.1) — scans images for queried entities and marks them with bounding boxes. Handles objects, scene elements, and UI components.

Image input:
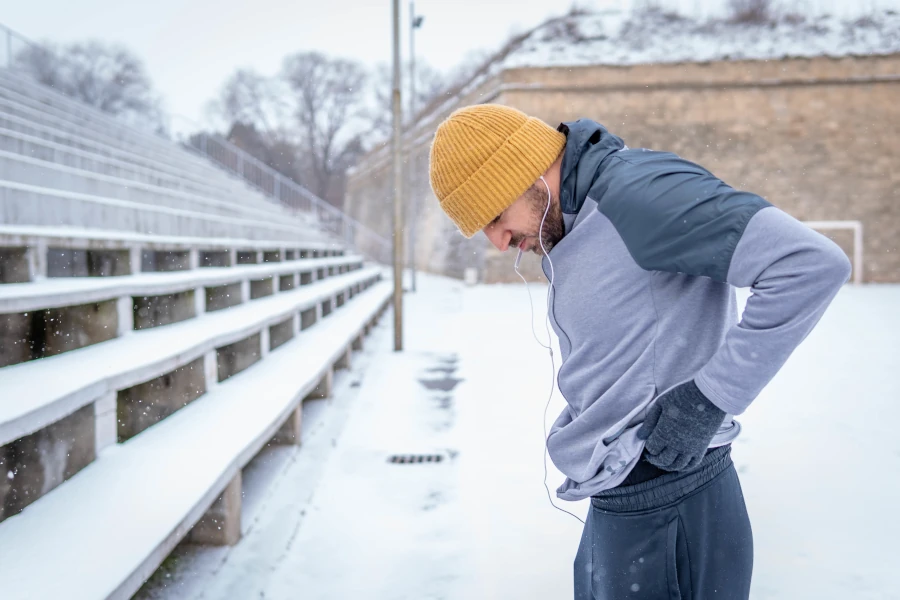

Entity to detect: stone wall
[345,54,900,283]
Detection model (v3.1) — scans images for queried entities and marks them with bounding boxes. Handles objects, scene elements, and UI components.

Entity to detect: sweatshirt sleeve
[594,151,852,415]
[694,206,851,414]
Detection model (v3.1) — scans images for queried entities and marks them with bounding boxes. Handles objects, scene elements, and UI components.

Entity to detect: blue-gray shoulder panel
[591,150,771,282]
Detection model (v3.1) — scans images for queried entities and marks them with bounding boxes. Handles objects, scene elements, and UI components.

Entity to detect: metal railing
[0,22,391,264]
[0,23,32,71]
[187,131,391,263]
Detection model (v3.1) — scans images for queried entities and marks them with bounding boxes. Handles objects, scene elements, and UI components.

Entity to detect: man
[428,104,851,599]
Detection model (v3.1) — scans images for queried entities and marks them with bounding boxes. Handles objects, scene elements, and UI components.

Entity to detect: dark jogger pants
[574,446,753,600]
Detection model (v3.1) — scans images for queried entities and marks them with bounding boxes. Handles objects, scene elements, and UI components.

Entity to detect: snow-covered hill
[504,9,900,69]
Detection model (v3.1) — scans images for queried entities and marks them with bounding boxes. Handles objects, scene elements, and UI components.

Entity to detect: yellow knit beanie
[429,104,566,238]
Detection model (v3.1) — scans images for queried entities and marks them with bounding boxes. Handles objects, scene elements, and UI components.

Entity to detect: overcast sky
[2,0,888,127]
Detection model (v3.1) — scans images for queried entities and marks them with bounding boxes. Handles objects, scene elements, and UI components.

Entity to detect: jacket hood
[557,119,626,215]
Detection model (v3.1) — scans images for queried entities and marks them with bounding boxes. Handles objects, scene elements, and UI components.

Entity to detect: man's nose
[484,226,511,252]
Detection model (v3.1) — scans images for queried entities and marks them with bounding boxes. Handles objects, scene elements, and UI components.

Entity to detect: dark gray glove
[637,380,726,472]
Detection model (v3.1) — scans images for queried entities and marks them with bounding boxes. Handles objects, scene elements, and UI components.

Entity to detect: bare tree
[11,44,58,87]
[208,52,451,208]
[207,69,285,143]
[281,52,368,205]
[443,48,493,91]
[223,121,304,185]
[408,61,450,120]
[727,0,774,23]
[14,41,162,126]
[365,59,452,140]
[364,64,393,139]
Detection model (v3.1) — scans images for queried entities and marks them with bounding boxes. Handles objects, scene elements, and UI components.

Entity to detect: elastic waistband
[591,445,733,513]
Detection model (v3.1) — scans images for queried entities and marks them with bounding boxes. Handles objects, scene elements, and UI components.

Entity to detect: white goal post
[802,220,863,285]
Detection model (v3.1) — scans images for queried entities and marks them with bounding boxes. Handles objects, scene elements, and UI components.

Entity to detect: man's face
[482,182,564,256]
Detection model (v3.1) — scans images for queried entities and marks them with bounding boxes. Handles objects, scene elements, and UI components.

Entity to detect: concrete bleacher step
[0,148,294,223]
[0,254,361,313]
[0,105,270,223]
[0,126,286,212]
[0,97,321,232]
[0,264,380,446]
[0,71,230,180]
[0,69,226,176]
[0,220,364,518]
[0,179,323,241]
[0,225,339,284]
[0,91,221,183]
[0,90,270,215]
[0,224,335,259]
[0,70,335,240]
[0,73,262,205]
[0,126,276,210]
[0,118,322,233]
[0,111,242,198]
[0,279,392,600]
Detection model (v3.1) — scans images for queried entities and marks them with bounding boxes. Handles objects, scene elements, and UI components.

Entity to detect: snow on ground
[139,272,900,600]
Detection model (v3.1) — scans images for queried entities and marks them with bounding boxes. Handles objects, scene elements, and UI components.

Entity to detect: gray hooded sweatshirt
[542,119,851,501]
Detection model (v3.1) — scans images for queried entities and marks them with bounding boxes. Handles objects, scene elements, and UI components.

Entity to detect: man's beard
[510,183,565,256]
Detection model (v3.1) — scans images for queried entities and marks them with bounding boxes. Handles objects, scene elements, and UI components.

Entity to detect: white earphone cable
[514,176,585,526]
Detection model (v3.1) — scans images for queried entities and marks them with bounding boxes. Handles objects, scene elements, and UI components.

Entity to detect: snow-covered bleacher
[0,70,320,238]
[0,65,390,598]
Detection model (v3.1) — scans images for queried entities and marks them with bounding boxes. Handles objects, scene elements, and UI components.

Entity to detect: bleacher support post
[273,406,303,445]
[116,296,134,336]
[94,392,117,453]
[336,346,352,370]
[26,240,47,281]
[193,287,206,317]
[307,368,333,400]
[260,327,270,359]
[187,473,242,546]
[203,350,218,389]
[128,247,142,275]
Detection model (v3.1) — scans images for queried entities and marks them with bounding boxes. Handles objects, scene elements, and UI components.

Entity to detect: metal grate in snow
[387,454,444,464]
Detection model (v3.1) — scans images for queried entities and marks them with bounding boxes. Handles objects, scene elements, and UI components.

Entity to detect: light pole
[408,2,424,293]
[410,3,423,119]
[392,0,404,351]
